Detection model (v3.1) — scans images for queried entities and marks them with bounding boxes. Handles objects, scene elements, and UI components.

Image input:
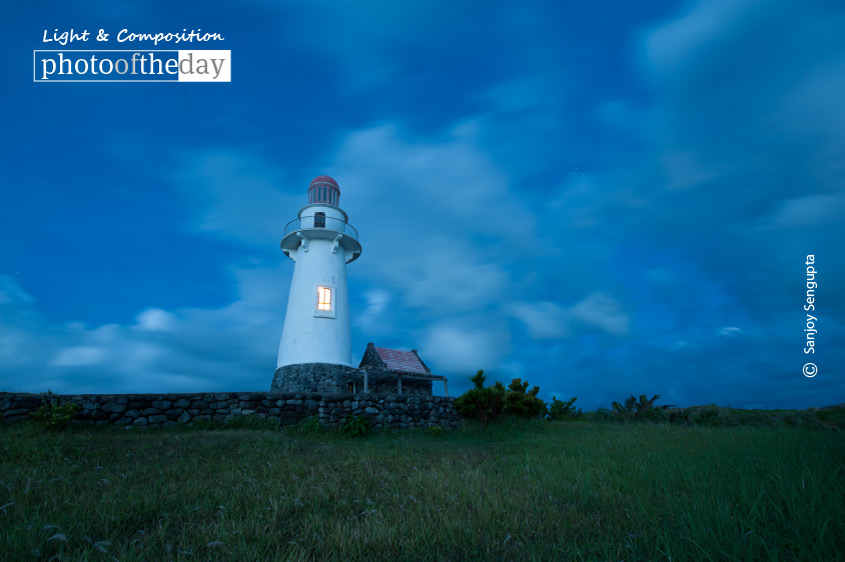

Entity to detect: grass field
[1,419,843,561]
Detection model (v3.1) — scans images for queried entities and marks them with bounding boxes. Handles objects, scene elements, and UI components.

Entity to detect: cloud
[571,293,630,337]
[509,301,569,339]
[421,321,511,376]
[134,308,179,331]
[50,346,107,367]
[267,0,465,89]
[0,275,35,306]
[327,122,536,316]
[510,293,630,339]
[355,289,392,335]
[641,0,845,203]
[643,0,765,77]
[0,267,288,394]
[762,194,845,228]
[173,150,300,247]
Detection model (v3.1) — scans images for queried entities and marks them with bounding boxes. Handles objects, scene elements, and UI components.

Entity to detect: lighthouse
[271,175,362,393]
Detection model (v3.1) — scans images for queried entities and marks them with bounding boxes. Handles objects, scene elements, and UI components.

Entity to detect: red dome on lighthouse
[310,175,338,188]
[308,175,341,205]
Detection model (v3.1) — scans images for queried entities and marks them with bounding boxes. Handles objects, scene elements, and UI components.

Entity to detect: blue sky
[1,0,842,409]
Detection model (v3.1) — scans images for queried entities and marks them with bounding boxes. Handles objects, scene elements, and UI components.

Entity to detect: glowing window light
[317,286,332,311]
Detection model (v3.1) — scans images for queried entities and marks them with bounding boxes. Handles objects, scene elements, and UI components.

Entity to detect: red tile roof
[375,347,429,374]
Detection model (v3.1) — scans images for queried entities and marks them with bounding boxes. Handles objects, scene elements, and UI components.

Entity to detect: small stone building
[271,343,448,396]
[347,343,448,396]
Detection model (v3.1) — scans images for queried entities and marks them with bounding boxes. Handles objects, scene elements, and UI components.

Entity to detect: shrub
[548,396,582,421]
[503,379,546,419]
[667,407,694,425]
[611,394,671,422]
[292,415,326,435]
[455,370,548,425]
[611,397,635,420]
[454,370,506,427]
[30,393,80,430]
[583,407,614,423]
[429,425,442,437]
[694,406,720,426]
[343,415,371,437]
[639,405,669,422]
[814,407,845,430]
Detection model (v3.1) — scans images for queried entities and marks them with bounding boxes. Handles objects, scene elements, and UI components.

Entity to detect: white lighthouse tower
[271,175,362,392]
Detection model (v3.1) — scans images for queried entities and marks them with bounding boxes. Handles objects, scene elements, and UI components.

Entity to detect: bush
[503,379,546,419]
[667,407,694,425]
[610,394,671,422]
[638,405,669,422]
[343,415,371,437]
[454,370,506,427]
[693,406,720,426]
[548,396,582,421]
[292,415,326,435]
[583,407,614,423]
[455,370,547,426]
[30,393,80,430]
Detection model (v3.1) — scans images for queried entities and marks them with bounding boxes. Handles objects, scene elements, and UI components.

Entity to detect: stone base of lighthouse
[271,363,360,394]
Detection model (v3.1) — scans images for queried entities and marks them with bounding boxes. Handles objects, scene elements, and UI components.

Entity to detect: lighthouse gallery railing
[283,216,359,241]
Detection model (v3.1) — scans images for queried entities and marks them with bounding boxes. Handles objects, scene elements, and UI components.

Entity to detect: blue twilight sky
[1,0,843,409]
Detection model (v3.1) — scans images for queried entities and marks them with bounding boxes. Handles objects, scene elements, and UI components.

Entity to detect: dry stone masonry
[271,363,356,394]
[0,391,460,429]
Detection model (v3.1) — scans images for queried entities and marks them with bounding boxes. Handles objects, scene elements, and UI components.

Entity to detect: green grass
[0,419,842,561]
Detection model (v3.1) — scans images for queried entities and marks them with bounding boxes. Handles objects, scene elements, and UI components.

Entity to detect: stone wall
[271,363,355,394]
[369,380,432,396]
[271,363,439,396]
[0,391,461,430]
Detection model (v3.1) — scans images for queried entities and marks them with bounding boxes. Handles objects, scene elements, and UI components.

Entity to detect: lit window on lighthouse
[317,286,332,311]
